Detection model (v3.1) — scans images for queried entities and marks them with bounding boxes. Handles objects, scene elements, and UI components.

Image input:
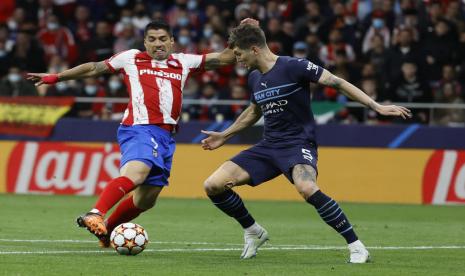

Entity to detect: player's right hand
[27,73,59,86]
[200,130,227,150]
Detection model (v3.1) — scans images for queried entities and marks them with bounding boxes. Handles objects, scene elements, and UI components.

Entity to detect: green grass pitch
[0,194,464,275]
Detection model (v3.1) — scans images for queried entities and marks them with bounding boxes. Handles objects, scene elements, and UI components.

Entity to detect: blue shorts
[230,141,318,186]
[117,125,176,186]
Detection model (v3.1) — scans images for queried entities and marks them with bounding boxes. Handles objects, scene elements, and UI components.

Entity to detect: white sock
[245,223,262,235]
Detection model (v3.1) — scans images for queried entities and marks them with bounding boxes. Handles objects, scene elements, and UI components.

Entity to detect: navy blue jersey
[249,56,323,146]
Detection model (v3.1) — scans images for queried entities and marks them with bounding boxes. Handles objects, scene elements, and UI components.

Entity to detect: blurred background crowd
[0,0,464,125]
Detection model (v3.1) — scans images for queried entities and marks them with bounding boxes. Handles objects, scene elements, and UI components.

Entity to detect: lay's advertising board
[0,141,464,205]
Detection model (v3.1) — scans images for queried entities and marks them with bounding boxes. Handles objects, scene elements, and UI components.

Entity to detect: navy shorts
[230,141,318,186]
[117,124,176,186]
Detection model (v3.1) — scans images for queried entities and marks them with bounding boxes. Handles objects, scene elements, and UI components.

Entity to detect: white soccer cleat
[348,240,370,263]
[240,227,269,259]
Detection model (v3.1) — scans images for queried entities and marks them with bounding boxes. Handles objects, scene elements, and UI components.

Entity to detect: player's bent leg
[77,161,151,240]
[101,185,163,248]
[292,164,370,263]
[204,161,269,259]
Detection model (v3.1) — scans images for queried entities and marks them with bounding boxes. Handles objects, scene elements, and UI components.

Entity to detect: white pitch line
[1,246,465,255]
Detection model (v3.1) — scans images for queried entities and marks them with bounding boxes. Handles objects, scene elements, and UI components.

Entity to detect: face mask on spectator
[115,0,128,6]
[372,18,384,29]
[177,17,189,27]
[8,73,21,83]
[109,80,122,91]
[187,0,197,10]
[47,22,59,31]
[203,28,213,38]
[56,82,68,91]
[121,16,132,24]
[84,85,97,95]
[178,35,190,46]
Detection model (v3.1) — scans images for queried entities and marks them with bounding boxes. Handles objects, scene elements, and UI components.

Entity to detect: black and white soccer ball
[110,223,149,255]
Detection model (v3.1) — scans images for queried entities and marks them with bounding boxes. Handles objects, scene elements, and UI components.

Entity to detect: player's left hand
[375,104,412,119]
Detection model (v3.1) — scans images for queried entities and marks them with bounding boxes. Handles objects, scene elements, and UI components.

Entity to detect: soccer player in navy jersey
[28,20,238,247]
[201,23,411,263]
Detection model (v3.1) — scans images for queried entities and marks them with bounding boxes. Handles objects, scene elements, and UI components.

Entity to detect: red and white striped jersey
[105,49,205,126]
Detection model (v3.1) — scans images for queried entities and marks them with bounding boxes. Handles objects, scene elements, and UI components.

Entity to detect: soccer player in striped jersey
[201,22,411,263]
[27,20,238,247]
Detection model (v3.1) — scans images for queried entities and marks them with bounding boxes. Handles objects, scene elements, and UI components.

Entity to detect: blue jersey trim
[253,82,297,95]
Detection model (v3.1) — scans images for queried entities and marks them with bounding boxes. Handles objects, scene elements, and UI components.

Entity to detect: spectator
[423,19,458,82]
[0,66,38,96]
[432,82,465,126]
[84,21,114,62]
[362,11,390,54]
[69,5,94,44]
[37,14,78,65]
[113,23,138,53]
[385,28,423,84]
[10,31,47,73]
[388,61,432,124]
[319,28,355,67]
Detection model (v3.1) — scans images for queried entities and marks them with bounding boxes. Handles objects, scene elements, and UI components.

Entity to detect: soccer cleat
[348,240,370,263]
[76,212,108,236]
[240,228,269,259]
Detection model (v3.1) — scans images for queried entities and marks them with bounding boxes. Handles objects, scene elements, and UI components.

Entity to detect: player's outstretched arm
[318,69,412,119]
[203,18,259,70]
[27,61,111,86]
[201,103,262,150]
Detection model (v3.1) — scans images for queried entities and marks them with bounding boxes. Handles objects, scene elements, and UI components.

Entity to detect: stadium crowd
[0,0,464,125]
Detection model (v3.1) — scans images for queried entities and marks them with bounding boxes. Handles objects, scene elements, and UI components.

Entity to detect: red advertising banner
[7,141,120,195]
[423,150,465,205]
[0,96,75,137]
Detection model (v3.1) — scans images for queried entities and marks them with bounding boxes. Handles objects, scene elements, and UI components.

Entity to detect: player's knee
[295,181,319,199]
[203,177,226,195]
[133,195,156,210]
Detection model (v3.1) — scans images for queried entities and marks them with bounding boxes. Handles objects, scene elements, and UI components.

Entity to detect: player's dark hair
[144,21,172,37]
[228,24,266,49]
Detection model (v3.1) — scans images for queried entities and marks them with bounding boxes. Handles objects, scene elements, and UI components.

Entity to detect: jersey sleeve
[174,53,206,71]
[105,49,140,72]
[289,58,324,83]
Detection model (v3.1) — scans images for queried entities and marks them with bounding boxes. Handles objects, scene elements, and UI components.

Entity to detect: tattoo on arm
[323,75,343,89]
[292,164,317,183]
[94,61,110,75]
[204,58,221,70]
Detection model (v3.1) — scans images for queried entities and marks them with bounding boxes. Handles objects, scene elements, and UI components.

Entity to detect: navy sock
[306,190,358,244]
[208,189,255,228]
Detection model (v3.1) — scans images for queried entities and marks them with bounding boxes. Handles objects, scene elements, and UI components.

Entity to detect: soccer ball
[110,223,149,255]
